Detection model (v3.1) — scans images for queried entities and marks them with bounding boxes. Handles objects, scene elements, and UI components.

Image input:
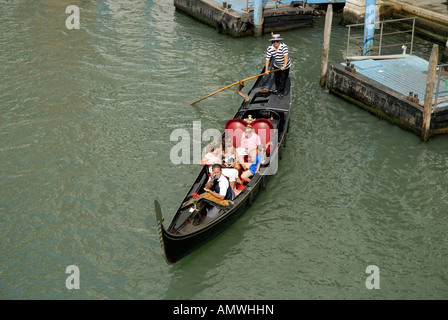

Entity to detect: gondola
[155,67,292,264]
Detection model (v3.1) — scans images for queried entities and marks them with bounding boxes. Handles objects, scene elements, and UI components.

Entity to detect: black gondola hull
[160,200,248,263]
[155,68,291,264]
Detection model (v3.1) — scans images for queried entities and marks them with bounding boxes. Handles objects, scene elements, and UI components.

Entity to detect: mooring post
[254,0,263,37]
[421,44,439,141]
[363,0,376,56]
[444,37,448,61]
[320,3,333,87]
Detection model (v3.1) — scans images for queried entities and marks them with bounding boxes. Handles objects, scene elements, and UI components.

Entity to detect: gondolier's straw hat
[269,34,283,41]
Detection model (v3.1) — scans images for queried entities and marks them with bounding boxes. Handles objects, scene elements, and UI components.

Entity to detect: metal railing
[435,64,448,107]
[346,17,417,57]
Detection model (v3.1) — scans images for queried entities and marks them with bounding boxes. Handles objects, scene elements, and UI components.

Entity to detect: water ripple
[1,1,448,299]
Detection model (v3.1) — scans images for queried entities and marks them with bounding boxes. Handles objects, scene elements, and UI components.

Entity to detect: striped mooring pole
[363,0,376,56]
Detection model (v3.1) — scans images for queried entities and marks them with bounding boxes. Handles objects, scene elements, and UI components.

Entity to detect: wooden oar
[189,69,281,105]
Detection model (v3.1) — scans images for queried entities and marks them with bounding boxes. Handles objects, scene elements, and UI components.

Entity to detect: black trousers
[275,68,290,94]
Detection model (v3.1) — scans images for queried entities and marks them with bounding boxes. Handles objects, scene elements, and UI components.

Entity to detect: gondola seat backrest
[225,118,247,148]
[251,119,274,155]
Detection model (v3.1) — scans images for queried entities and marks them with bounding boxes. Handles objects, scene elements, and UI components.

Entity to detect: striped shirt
[265,42,291,69]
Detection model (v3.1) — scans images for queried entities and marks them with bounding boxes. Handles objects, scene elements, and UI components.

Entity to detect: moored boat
[155,68,292,264]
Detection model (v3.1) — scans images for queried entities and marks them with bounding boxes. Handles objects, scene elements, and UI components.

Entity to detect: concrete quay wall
[173,0,313,37]
[174,0,252,37]
[327,62,448,138]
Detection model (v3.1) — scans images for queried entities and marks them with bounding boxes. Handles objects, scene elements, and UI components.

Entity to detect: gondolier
[264,34,291,99]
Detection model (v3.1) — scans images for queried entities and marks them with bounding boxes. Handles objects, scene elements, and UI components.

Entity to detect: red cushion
[225,119,247,148]
[251,119,274,154]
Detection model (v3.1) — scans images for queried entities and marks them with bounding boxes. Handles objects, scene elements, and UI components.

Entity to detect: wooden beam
[320,4,333,87]
[421,44,439,141]
[345,55,405,61]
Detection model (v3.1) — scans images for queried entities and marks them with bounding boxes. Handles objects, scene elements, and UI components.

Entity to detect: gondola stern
[154,200,174,264]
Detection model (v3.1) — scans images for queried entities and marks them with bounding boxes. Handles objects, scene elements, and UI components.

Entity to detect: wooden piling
[421,44,439,141]
[254,0,263,37]
[320,4,333,87]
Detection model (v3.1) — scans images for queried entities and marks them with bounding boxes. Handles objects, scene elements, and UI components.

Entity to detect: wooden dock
[327,54,448,138]
[173,0,313,37]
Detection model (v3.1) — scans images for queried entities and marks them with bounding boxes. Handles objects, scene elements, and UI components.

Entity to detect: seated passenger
[204,164,235,201]
[222,134,241,171]
[239,125,261,163]
[200,141,222,174]
[222,134,241,194]
[241,144,265,183]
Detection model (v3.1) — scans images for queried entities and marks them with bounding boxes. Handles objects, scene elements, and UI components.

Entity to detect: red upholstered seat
[251,119,274,155]
[225,119,247,148]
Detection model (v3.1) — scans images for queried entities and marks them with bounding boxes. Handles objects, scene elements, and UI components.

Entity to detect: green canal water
[1,0,447,299]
